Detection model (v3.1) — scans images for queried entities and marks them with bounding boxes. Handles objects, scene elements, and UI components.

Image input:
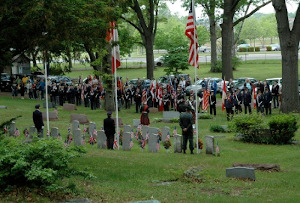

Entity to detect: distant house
[11,54,31,75]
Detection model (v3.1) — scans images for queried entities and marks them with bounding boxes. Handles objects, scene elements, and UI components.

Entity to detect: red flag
[222,79,226,111]
[107,22,121,73]
[252,83,256,109]
[185,2,199,68]
[202,90,209,111]
[142,89,146,102]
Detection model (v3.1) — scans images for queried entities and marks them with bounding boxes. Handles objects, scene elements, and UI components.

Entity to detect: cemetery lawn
[0,93,300,203]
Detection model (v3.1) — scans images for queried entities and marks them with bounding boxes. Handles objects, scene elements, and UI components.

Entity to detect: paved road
[121,53,291,64]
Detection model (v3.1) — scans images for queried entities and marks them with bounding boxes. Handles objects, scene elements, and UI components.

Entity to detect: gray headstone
[129,200,161,203]
[63,103,77,111]
[73,129,82,146]
[148,133,158,152]
[29,126,36,136]
[142,125,150,138]
[97,130,107,149]
[9,121,16,136]
[43,102,55,108]
[112,117,124,127]
[226,167,255,181]
[89,122,96,135]
[148,127,159,135]
[123,125,132,133]
[148,107,158,113]
[72,120,80,134]
[51,127,59,137]
[122,132,131,151]
[0,105,7,109]
[70,113,89,124]
[205,135,214,154]
[163,111,180,118]
[173,134,182,153]
[133,119,140,127]
[60,198,92,203]
[42,112,59,121]
[161,126,170,141]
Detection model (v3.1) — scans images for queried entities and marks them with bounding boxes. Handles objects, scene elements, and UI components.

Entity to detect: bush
[0,137,93,190]
[229,114,266,143]
[198,114,213,119]
[249,47,254,52]
[268,114,298,144]
[255,47,260,52]
[266,46,272,51]
[238,47,248,52]
[210,124,226,133]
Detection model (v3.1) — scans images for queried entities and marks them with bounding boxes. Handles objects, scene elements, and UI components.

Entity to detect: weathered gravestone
[205,135,226,155]
[163,111,180,118]
[89,122,96,135]
[133,119,140,127]
[232,163,280,171]
[42,112,59,121]
[43,102,55,108]
[148,133,158,152]
[226,167,255,181]
[51,127,59,137]
[29,126,36,136]
[70,114,89,124]
[0,105,7,109]
[148,127,159,136]
[72,120,80,134]
[148,107,158,113]
[112,117,123,127]
[161,126,170,141]
[9,121,16,136]
[122,132,131,151]
[73,129,82,146]
[97,130,107,149]
[63,103,77,111]
[173,134,182,153]
[124,125,132,133]
[142,125,150,138]
[60,198,92,203]
[129,200,161,203]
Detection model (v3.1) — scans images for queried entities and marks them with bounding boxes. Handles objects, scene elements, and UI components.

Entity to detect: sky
[166,0,298,17]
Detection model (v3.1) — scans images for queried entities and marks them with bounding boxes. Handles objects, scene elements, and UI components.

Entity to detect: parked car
[198,46,208,53]
[234,77,257,91]
[270,44,281,51]
[128,78,151,89]
[265,78,282,92]
[154,56,165,67]
[237,44,250,52]
[157,75,175,88]
[1,73,11,91]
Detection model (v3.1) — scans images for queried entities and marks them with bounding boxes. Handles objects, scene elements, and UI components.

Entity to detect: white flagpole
[192,0,199,152]
[44,51,50,135]
[112,23,119,150]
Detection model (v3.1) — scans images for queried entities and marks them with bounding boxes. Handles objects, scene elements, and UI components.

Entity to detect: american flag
[185,1,199,68]
[166,132,170,140]
[222,79,226,111]
[142,89,146,102]
[104,141,107,147]
[146,131,149,140]
[68,134,73,144]
[24,129,29,138]
[130,129,134,138]
[141,137,146,149]
[101,127,104,130]
[173,126,177,135]
[68,125,71,134]
[93,128,97,136]
[113,137,119,149]
[4,126,7,135]
[64,139,69,147]
[14,128,20,136]
[193,128,196,135]
[202,89,209,111]
[81,138,86,145]
[57,133,62,140]
[150,82,155,103]
[137,125,142,132]
[130,138,133,148]
[106,21,121,73]
[135,130,139,140]
[54,108,58,115]
[156,137,160,151]
[252,83,256,109]
[47,130,50,137]
[216,141,220,154]
[89,134,95,145]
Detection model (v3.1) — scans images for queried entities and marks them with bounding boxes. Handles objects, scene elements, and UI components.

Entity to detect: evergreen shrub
[266,46,272,51]
[249,47,254,52]
[255,47,260,51]
[210,124,226,133]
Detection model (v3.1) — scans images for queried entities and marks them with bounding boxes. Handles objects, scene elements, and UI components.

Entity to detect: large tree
[120,0,160,79]
[272,0,300,113]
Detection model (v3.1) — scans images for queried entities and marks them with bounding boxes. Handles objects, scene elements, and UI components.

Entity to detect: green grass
[0,90,300,202]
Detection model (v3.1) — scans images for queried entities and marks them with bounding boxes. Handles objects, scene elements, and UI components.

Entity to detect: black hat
[107,111,112,115]
[35,104,40,109]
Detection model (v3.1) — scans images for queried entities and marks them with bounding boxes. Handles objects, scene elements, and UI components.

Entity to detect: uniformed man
[179,105,194,154]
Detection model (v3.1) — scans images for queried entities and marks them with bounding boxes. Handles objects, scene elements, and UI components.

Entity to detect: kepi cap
[35,104,40,109]
[107,111,112,115]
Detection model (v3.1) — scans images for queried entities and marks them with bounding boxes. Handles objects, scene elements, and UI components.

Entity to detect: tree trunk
[209,13,217,71]
[221,0,234,80]
[84,43,101,71]
[272,0,300,113]
[104,43,115,111]
[144,35,154,80]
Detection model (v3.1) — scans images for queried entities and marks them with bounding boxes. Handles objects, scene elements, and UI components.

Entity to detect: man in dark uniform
[243,87,252,114]
[225,91,234,121]
[124,85,131,109]
[104,111,115,149]
[264,87,272,115]
[209,90,216,116]
[134,88,142,113]
[33,104,44,137]
[233,89,242,114]
[179,105,194,154]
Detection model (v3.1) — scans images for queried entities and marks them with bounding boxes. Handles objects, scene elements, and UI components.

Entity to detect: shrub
[266,46,272,51]
[238,47,248,52]
[255,47,260,52]
[0,137,93,190]
[268,114,298,144]
[198,114,213,119]
[210,124,226,133]
[249,47,254,52]
[229,114,266,143]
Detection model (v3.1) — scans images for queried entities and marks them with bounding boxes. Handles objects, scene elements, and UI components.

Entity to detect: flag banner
[202,90,209,111]
[173,126,177,135]
[185,1,199,68]
[107,21,121,74]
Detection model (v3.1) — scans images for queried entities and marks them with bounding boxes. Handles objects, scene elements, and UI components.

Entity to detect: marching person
[134,88,142,113]
[209,90,216,116]
[179,105,194,154]
[243,87,252,114]
[140,101,150,125]
[233,89,242,114]
[272,81,280,108]
[256,90,264,114]
[104,111,115,150]
[124,85,131,109]
[33,104,44,137]
[264,87,272,115]
[225,91,234,121]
